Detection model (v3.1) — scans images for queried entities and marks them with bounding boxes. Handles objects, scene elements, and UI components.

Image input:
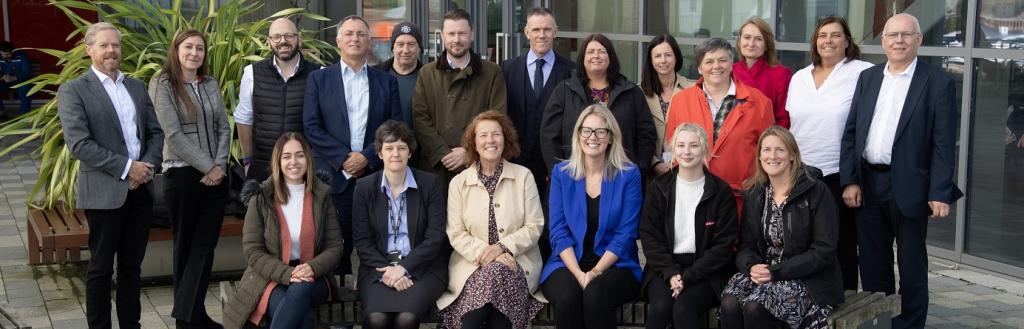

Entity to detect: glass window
[555,37,639,83]
[552,0,640,34]
[645,0,771,38]
[976,0,1024,49]
[363,0,411,65]
[966,57,1024,267]
[777,0,965,47]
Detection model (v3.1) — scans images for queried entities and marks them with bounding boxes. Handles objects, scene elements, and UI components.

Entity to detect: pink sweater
[733,58,792,128]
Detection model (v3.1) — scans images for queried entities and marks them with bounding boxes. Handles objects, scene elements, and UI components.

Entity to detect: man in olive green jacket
[412,9,507,186]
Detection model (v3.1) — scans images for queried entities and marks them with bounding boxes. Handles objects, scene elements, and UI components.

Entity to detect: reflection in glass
[967,58,1024,267]
[976,0,1024,49]
[777,0,964,47]
[552,0,640,34]
[363,0,411,65]
[645,0,771,38]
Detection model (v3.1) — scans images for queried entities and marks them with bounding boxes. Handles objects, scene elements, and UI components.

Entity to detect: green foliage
[0,0,335,210]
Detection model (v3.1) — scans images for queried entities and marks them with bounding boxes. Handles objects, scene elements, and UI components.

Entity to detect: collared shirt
[381,168,418,257]
[446,54,469,70]
[788,59,875,175]
[341,61,370,152]
[234,56,306,126]
[864,58,918,165]
[91,65,140,180]
[526,50,555,89]
[701,79,737,120]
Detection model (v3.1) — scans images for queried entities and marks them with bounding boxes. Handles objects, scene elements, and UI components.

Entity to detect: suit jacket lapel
[126,81,148,142]
[858,69,884,143]
[332,65,352,141]
[85,71,126,138]
[365,69,380,147]
[594,178,613,247]
[894,65,929,140]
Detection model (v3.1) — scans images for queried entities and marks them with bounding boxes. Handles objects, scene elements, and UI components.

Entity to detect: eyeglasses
[882,31,919,40]
[579,127,611,139]
[269,33,299,42]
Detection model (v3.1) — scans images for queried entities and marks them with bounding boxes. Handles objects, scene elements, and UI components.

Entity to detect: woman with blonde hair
[640,123,738,328]
[720,126,842,329]
[541,104,642,329]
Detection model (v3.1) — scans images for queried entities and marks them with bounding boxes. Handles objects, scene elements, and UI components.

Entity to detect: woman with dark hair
[720,127,843,329]
[640,123,738,329]
[352,120,449,329]
[148,29,230,328]
[223,133,345,329]
[733,17,793,128]
[786,16,873,290]
[541,104,643,329]
[641,34,694,176]
[438,111,545,329]
[541,33,657,176]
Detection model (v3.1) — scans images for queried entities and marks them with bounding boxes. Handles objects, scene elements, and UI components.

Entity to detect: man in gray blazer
[56,22,163,329]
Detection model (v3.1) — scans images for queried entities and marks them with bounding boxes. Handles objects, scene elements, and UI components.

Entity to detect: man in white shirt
[839,13,962,329]
[56,22,164,329]
[235,18,318,181]
[303,15,402,276]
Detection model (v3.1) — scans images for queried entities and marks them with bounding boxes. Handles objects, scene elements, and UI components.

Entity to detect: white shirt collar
[340,59,368,75]
[883,57,918,78]
[91,65,123,84]
[272,54,303,73]
[527,49,555,66]
[701,79,736,99]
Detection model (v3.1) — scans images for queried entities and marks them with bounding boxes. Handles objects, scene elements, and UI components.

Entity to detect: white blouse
[282,183,306,261]
[787,59,875,176]
[673,175,705,254]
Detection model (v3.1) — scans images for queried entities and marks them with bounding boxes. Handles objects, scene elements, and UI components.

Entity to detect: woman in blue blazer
[540,104,642,329]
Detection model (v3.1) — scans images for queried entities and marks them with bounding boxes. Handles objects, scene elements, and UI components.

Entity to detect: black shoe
[200,315,224,329]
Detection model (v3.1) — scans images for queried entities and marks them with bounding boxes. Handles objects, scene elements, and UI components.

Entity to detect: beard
[446,44,468,59]
[273,43,298,61]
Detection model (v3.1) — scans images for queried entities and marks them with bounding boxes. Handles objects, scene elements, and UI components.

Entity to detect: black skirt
[357,272,446,318]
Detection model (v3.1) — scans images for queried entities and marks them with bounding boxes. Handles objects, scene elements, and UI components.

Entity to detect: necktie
[533,58,546,98]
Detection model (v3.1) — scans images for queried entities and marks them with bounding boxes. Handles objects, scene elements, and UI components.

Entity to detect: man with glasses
[235,18,319,181]
[304,15,402,277]
[412,8,507,187]
[840,13,962,329]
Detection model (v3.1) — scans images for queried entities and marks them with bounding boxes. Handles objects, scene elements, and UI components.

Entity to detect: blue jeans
[267,277,329,329]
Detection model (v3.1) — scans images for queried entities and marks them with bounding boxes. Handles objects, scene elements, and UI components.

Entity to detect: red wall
[6,0,97,79]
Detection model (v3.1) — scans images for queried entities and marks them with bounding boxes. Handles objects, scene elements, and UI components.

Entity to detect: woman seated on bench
[720,126,843,329]
[223,133,344,329]
[352,121,450,329]
[639,124,738,329]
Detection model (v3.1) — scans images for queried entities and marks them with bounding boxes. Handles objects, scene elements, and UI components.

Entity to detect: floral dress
[439,161,543,329]
[722,184,835,329]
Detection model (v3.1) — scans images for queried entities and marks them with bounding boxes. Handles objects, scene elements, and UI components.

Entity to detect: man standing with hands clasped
[840,13,963,329]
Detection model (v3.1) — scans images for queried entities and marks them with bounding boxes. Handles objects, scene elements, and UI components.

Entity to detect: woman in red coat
[733,16,792,128]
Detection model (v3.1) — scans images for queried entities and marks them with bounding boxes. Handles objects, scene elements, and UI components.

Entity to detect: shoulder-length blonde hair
[270,132,316,204]
[561,104,632,180]
[743,126,807,190]
[669,123,711,168]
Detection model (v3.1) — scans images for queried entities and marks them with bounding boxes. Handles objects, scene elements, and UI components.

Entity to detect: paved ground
[0,139,1022,328]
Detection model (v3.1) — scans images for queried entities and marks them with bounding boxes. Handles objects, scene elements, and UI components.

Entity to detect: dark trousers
[164,167,227,322]
[822,173,859,290]
[645,278,718,329]
[245,159,270,182]
[84,187,153,329]
[856,167,929,329]
[330,184,355,276]
[267,278,329,329]
[515,155,552,260]
[1,81,31,114]
[460,303,512,329]
[541,267,640,329]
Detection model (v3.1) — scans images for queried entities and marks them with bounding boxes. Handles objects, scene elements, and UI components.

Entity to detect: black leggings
[541,267,640,329]
[719,295,777,329]
[644,278,719,329]
[363,312,420,329]
[460,304,512,329]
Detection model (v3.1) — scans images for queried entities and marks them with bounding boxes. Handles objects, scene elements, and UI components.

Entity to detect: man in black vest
[501,7,573,259]
[236,18,318,181]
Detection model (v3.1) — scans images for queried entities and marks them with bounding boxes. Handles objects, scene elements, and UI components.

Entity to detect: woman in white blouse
[786,16,873,290]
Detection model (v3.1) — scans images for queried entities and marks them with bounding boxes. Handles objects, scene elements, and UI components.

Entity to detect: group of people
[54,5,960,329]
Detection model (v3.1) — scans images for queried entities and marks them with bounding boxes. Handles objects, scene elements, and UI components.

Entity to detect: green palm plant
[0,0,336,210]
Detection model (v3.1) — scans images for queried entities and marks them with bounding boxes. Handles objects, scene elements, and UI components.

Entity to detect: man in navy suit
[840,13,963,329]
[304,15,402,276]
[501,6,573,259]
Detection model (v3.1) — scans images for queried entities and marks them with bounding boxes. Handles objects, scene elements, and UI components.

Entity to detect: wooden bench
[26,202,244,265]
[220,281,900,329]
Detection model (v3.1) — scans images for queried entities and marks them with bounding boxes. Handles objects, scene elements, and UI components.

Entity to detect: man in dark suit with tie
[501,6,573,259]
[57,22,164,329]
[840,13,963,329]
[304,15,402,277]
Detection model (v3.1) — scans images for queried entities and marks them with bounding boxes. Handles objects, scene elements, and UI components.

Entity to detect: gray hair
[337,15,369,37]
[84,22,121,46]
[694,37,734,65]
